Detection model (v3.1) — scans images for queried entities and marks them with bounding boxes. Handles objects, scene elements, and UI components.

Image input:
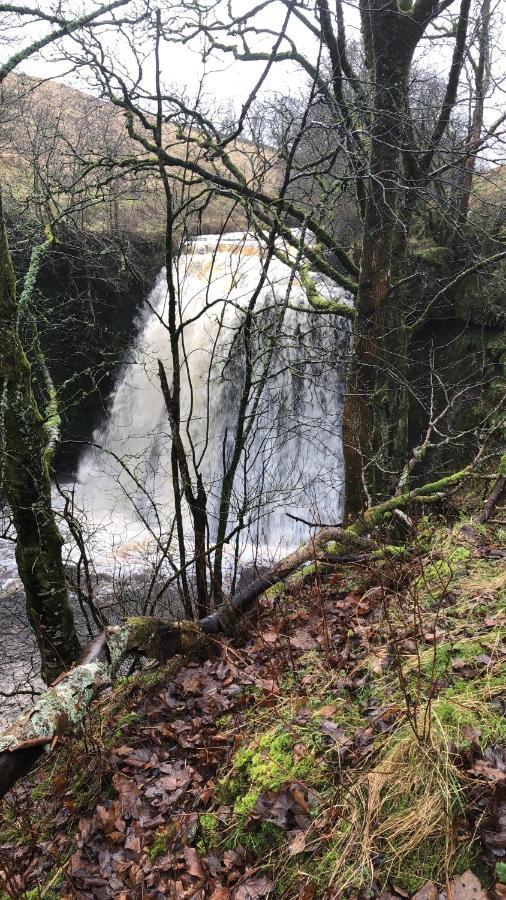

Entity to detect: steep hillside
[0,73,280,238]
[1,500,505,898]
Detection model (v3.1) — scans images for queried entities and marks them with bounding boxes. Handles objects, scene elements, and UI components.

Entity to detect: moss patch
[149,826,175,861]
[222,728,320,817]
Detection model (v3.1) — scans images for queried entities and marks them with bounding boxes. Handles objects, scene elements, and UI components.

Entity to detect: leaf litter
[0,528,505,898]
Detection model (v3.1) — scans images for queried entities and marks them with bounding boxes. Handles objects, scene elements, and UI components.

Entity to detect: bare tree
[58,0,505,523]
[0,0,151,679]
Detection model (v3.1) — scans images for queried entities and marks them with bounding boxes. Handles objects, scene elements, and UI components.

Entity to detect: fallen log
[0,468,469,799]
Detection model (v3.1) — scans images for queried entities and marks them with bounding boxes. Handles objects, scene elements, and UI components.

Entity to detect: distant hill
[0,73,281,240]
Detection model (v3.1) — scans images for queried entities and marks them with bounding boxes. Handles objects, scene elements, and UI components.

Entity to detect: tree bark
[158,359,210,618]
[0,193,80,682]
[454,0,490,232]
[343,1,415,516]
[476,456,506,524]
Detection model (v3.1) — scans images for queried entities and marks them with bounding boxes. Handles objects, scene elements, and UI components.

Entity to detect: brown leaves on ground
[0,550,503,898]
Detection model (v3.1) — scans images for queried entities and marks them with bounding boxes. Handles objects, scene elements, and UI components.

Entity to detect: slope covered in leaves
[0,516,505,899]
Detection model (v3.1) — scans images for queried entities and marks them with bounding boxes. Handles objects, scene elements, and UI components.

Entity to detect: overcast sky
[9,0,506,136]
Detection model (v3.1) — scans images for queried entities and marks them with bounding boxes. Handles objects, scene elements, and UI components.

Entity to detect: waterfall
[76,232,350,572]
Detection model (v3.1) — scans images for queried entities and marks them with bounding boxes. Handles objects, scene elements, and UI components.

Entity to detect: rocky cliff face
[407,244,506,478]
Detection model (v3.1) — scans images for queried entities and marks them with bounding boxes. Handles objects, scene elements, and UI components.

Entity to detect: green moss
[149,826,173,861]
[496,862,506,884]
[222,727,321,817]
[24,888,61,900]
[24,890,61,900]
[449,547,471,564]
[196,814,219,853]
[417,558,451,585]
[416,637,485,681]
[215,713,232,728]
[415,547,471,605]
[224,820,283,855]
[414,245,454,269]
[265,582,285,601]
[0,805,25,844]
[380,544,406,558]
[115,711,140,732]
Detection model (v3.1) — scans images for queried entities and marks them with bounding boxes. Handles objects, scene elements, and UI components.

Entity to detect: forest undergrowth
[0,510,505,899]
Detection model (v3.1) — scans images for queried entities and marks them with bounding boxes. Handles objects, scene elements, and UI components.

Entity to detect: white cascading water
[76,232,350,573]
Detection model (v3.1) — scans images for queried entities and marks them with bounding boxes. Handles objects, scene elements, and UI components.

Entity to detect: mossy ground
[189,519,505,895]
[0,515,504,897]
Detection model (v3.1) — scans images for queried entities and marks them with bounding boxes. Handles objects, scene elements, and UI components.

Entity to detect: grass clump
[433,679,506,746]
[310,719,474,894]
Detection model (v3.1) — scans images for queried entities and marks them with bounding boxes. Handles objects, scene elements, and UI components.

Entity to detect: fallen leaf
[210,886,231,899]
[366,648,391,675]
[462,725,481,743]
[392,886,409,898]
[412,882,438,900]
[298,884,316,899]
[112,773,141,819]
[469,758,506,783]
[289,630,317,651]
[424,628,446,643]
[320,720,351,747]
[291,786,311,815]
[233,877,274,899]
[124,833,141,854]
[183,845,204,878]
[312,704,338,718]
[447,870,487,899]
[288,830,307,856]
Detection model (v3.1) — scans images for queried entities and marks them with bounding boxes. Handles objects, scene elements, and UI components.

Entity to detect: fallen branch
[0,467,470,799]
[477,478,506,524]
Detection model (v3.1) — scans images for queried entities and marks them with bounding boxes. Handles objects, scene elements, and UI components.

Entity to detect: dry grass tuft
[322,718,468,892]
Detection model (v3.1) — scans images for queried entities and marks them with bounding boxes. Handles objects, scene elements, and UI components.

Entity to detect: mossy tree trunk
[342,2,420,518]
[342,0,472,517]
[0,192,80,682]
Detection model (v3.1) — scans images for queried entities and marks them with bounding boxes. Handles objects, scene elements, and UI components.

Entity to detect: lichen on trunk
[0,190,80,682]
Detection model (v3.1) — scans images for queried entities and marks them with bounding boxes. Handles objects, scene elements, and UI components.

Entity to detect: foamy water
[75,231,350,571]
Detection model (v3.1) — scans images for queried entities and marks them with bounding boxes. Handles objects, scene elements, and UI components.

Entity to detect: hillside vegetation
[1,489,505,898]
[0,73,279,239]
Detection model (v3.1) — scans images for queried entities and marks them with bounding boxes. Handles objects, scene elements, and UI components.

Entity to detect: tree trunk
[343,4,414,517]
[454,0,490,232]
[158,359,210,617]
[0,193,80,682]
